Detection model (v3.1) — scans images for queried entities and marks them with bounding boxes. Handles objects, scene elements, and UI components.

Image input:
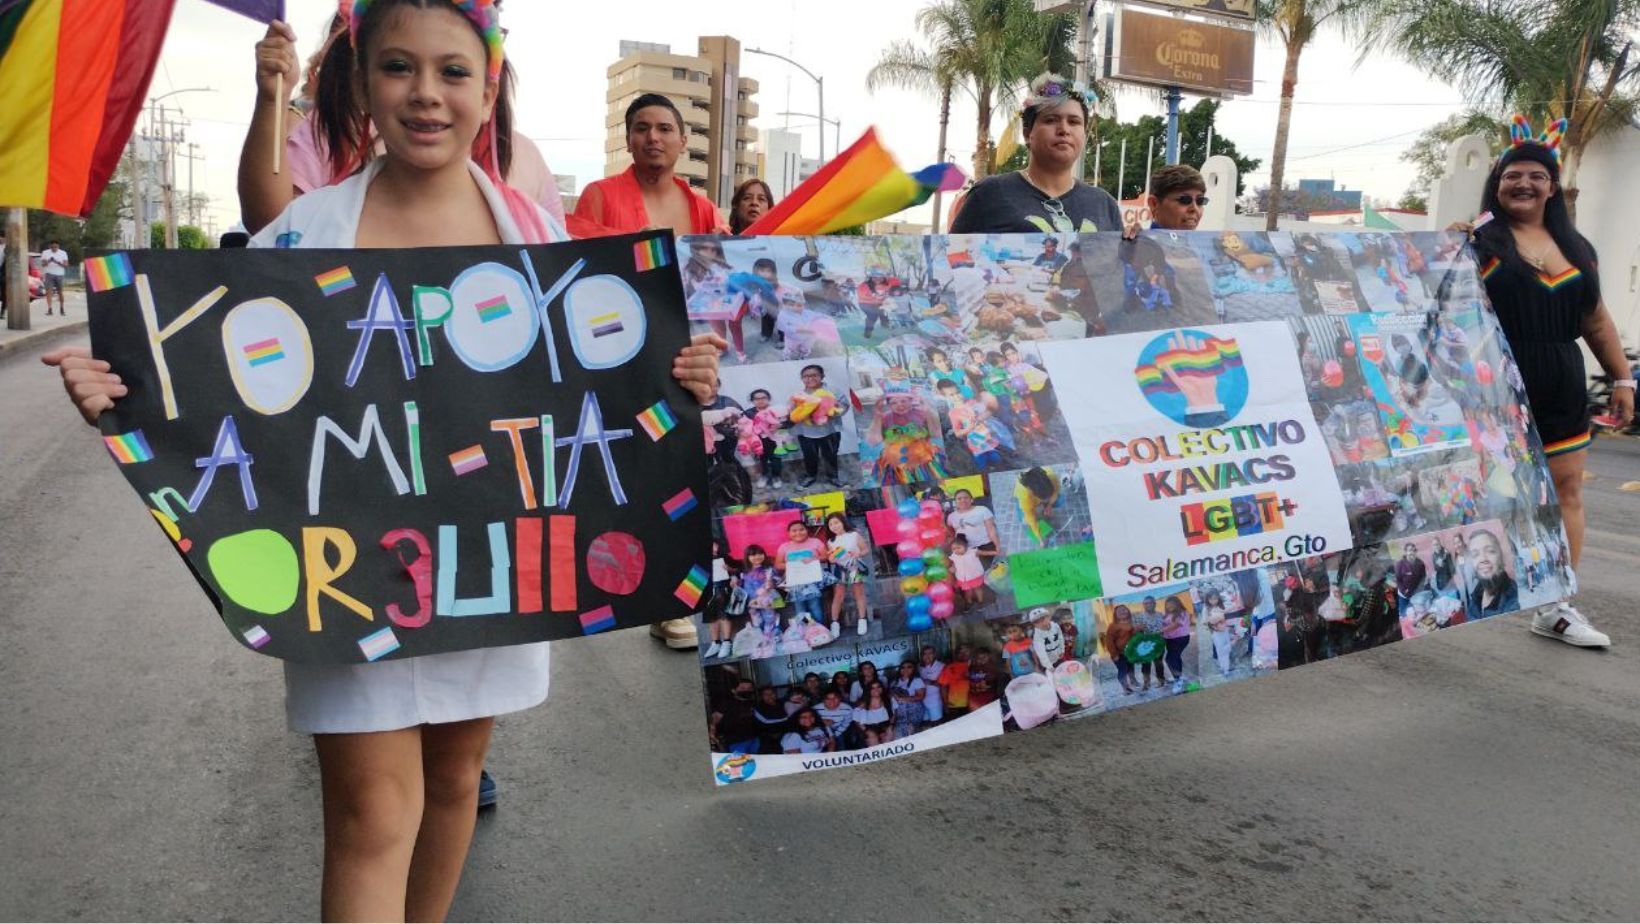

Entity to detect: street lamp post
[138,87,212,249]
[746,48,825,164]
[774,112,842,162]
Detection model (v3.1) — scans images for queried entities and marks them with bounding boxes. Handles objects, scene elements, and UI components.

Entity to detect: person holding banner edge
[1462,118,1633,648]
[44,1,724,919]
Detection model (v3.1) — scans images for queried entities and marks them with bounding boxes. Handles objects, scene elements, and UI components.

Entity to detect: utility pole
[186,142,202,228]
[4,208,29,331]
[128,133,146,249]
[159,104,179,249]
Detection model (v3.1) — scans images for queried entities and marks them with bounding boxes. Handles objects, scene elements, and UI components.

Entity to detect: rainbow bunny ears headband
[1508,114,1568,164]
[341,0,505,83]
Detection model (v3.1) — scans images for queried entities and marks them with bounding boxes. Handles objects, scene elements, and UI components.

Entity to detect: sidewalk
[0,289,89,356]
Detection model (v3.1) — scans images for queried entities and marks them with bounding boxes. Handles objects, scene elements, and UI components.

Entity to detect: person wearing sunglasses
[1145,164,1209,231]
[949,73,1121,235]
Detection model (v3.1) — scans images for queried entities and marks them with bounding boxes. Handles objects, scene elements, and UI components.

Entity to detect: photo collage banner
[687,229,1572,785]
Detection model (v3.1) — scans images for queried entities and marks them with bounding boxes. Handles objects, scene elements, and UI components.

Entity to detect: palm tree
[868,0,1079,222]
[1256,0,1377,231]
[1366,0,1640,217]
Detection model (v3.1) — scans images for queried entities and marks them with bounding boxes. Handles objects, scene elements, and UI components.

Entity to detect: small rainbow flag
[742,128,966,236]
[588,311,624,338]
[476,294,513,323]
[242,337,286,367]
[662,488,698,521]
[674,565,708,608]
[633,236,672,272]
[85,253,134,292]
[636,401,678,441]
[449,445,489,476]
[358,627,400,662]
[314,266,356,296]
[243,625,271,649]
[103,430,153,464]
[579,605,617,634]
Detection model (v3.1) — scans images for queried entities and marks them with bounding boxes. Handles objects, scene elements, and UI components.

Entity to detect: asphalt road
[2,335,1638,921]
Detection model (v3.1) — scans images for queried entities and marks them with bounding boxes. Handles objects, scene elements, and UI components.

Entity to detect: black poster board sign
[87,232,709,663]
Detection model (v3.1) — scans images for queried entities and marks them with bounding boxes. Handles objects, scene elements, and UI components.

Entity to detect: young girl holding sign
[45,2,722,919]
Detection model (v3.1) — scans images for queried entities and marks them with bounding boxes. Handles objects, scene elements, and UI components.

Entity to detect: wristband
[1615,379,1637,390]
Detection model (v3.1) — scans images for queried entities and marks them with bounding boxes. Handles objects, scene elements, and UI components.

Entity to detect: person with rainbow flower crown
[1461,116,1633,648]
[950,74,1122,234]
[44,1,724,916]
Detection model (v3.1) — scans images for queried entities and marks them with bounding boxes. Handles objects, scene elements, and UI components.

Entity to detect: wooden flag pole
[273,73,284,175]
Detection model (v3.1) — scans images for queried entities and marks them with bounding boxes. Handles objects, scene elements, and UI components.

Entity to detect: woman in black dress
[1468,121,1633,647]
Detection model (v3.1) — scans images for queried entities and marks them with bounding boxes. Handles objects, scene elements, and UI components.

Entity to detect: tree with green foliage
[1256,0,1378,230]
[868,0,1078,185]
[1396,110,1508,205]
[150,222,209,250]
[1367,0,1639,216]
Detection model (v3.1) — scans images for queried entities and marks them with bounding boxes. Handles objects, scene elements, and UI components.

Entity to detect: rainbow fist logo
[714,754,757,784]
[1134,329,1249,427]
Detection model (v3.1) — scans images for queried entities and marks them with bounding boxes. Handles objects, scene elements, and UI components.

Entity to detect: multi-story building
[604,37,760,208]
[757,128,820,200]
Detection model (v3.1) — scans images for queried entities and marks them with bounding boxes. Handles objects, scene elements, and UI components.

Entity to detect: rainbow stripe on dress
[1538,266,1581,291]
[242,337,286,367]
[1544,432,1591,456]
[633,237,672,272]
[674,565,709,608]
[475,294,513,323]
[103,430,153,464]
[636,401,678,441]
[1135,337,1243,396]
[1479,257,1502,281]
[314,266,356,296]
[85,254,134,292]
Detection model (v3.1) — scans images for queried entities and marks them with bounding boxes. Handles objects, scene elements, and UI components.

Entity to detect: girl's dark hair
[317,0,514,181]
[1474,143,1599,300]
[744,543,767,560]
[825,512,849,534]
[1019,466,1054,499]
[730,178,776,235]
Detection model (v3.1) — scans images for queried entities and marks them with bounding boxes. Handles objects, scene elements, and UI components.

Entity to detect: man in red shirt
[574,93,728,238]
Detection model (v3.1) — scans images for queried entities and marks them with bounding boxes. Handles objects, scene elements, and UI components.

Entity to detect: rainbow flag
[0,0,179,216]
[579,604,617,634]
[103,430,152,464]
[475,294,512,323]
[449,444,488,476]
[242,337,286,367]
[662,488,698,521]
[314,266,356,296]
[635,400,677,441]
[633,236,671,271]
[357,626,400,662]
[1136,337,1244,397]
[741,128,966,236]
[84,252,133,292]
[674,565,708,608]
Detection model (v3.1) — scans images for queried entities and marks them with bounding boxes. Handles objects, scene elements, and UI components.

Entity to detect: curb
[0,319,90,357]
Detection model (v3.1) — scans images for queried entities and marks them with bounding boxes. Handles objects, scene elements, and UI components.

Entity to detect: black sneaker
[800,476,818,488]
[478,769,498,810]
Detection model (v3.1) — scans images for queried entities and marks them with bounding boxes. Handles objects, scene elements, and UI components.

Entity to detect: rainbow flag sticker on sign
[636,400,678,441]
[314,266,357,296]
[102,430,153,464]
[674,565,708,608]
[85,254,135,293]
[633,237,672,272]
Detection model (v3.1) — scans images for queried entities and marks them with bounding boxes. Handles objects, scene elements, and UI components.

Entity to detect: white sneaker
[857,619,870,636]
[703,641,721,659]
[1530,602,1611,648]
[830,620,841,636]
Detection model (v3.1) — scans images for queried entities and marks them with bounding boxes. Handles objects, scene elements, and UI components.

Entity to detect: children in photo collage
[1416,455,1486,527]
[812,235,961,351]
[849,349,953,489]
[714,357,856,503]
[1079,230,1218,335]
[1186,229,1303,323]
[1091,586,1200,704]
[925,341,1079,478]
[1290,314,1392,466]
[1188,570,1276,687]
[944,232,1102,342]
[1270,545,1402,669]
[679,236,846,366]
[947,604,1102,731]
[1335,232,1443,314]
[1346,311,1473,456]
[700,631,997,756]
[1271,233,1369,314]
[989,464,1092,554]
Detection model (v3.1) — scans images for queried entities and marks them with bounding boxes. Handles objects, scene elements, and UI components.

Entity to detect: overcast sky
[155,0,1473,232]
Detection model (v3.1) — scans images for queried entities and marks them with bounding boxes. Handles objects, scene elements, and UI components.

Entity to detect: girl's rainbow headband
[1508,114,1568,164]
[340,0,505,83]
